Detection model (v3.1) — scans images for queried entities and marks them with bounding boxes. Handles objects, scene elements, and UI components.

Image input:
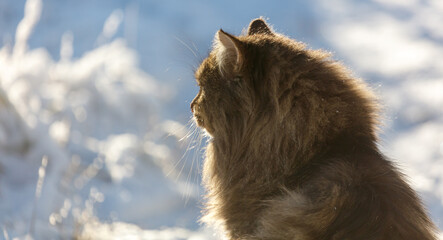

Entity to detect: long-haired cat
[191,18,437,240]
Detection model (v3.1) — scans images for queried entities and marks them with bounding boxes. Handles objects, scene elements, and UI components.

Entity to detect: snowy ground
[0,0,442,239]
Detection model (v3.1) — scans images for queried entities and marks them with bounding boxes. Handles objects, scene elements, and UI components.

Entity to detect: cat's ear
[248,18,273,36]
[214,29,244,72]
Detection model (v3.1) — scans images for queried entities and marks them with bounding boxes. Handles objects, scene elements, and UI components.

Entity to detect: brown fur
[191,18,437,240]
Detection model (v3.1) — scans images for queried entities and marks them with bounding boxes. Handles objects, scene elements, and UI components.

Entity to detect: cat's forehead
[194,61,205,80]
[195,55,218,80]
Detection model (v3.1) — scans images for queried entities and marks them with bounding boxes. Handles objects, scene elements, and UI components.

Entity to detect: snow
[0,0,442,239]
[79,221,212,240]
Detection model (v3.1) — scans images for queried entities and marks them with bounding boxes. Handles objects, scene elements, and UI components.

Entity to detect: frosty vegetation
[0,0,207,239]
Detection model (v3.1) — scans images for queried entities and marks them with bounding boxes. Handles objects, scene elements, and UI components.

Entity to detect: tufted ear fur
[214,29,244,73]
[248,18,274,36]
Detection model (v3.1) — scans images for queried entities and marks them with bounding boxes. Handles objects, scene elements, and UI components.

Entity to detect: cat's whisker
[184,126,207,204]
[168,118,195,140]
[181,125,203,203]
[191,41,201,60]
[174,123,200,181]
[184,146,196,204]
[165,121,198,178]
[194,128,206,194]
[178,118,197,142]
[174,36,199,61]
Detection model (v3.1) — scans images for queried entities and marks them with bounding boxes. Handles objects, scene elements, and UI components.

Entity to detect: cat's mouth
[193,113,215,135]
[194,114,204,127]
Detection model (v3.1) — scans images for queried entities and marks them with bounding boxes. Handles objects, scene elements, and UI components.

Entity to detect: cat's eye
[233,76,242,82]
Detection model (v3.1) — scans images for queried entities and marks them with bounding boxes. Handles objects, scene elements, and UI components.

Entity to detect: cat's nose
[191,91,201,113]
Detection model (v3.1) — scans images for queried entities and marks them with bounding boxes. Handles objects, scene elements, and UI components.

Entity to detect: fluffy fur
[191,18,437,240]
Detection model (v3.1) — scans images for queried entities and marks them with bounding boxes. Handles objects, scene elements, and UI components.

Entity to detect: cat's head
[191,18,279,136]
[192,18,377,146]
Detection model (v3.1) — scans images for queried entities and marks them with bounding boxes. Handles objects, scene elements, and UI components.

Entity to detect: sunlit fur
[191,18,437,240]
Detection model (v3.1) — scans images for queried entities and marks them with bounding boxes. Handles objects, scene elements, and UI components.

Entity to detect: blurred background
[0,0,442,239]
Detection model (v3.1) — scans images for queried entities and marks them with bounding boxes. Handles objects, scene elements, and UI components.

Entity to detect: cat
[191,18,437,240]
